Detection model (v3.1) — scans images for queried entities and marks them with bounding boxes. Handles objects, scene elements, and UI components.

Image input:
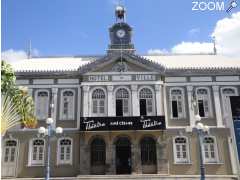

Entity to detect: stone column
[131,142,141,174]
[106,143,115,174]
[155,84,164,116]
[107,85,114,116]
[79,134,90,174]
[187,86,195,127]
[213,85,224,127]
[131,85,139,116]
[83,86,90,117]
[52,88,58,128]
[156,136,168,174]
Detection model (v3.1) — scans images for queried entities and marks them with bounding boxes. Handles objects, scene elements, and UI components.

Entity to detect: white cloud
[147,48,168,55]
[171,42,213,54]
[148,12,240,57]
[1,49,39,63]
[211,11,240,56]
[188,28,200,36]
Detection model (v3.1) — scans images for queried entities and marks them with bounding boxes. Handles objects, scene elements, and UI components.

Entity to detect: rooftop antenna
[27,40,32,59]
[212,36,217,55]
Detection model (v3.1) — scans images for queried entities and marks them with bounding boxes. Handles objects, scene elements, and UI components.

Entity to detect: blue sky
[1,0,239,56]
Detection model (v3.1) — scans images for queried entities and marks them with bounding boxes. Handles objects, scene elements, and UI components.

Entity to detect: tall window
[139,88,154,116]
[30,139,45,165]
[3,140,17,163]
[91,138,106,166]
[173,137,189,163]
[35,90,49,120]
[116,88,130,116]
[92,89,106,116]
[196,88,211,118]
[203,137,218,163]
[60,90,75,120]
[140,137,156,165]
[58,138,72,164]
[170,88,185,119]
[221,87,238,118]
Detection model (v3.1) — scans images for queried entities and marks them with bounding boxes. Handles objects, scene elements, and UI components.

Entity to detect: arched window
[203,137,218,163]
[92,89,106,116]
[3,140,17,163]
[173,137,189,163]
[170,88,185,119]
[140,137,156,165]
[60,90,75,120]
[116,88,130,116]
[35,90,49,120]
[91,138,106,166]
[139,88,154,116]
[196,88,211,118]
[30,139,45,165]
[57,138,72,164]
[221,87,238,117]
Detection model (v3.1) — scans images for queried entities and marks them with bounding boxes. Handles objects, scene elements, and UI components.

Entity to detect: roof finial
[212,36,217,55]
[27,40,32,59]
[115,3,126,22]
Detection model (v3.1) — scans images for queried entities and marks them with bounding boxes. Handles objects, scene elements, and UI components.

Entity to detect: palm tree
[1,94,20,136]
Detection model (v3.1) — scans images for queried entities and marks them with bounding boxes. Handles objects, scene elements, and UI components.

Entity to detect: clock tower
[108,5,135,54]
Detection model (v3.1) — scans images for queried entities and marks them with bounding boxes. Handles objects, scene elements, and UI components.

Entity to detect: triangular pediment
[79,52,165,74]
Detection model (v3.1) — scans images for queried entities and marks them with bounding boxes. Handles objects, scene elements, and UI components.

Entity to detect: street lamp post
[193,114,209,180]
[38,106,63,180]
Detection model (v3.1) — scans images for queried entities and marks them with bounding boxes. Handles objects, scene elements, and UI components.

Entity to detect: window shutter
[147,99,153,114]
[204,99,209,117]
[92,100,98,114]
[99,100,105,114]
[123,99,129,114]
[68,95,74,120]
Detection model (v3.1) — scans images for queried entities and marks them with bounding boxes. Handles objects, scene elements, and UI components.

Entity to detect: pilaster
[131,85,139,116]
[131,142,142,174]
[28,88,33,97]
[187,86,195,127]
[212,85,224,127]
[83,86,90,117]
[51,88,58,128]
[155,84,164,116]
[156,137,169,174]
[107,85,114,116]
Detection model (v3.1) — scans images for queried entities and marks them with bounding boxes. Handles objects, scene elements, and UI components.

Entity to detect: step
[2,175,238,180]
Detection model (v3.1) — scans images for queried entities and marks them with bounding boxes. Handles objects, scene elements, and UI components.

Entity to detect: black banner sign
[80,116,165,131]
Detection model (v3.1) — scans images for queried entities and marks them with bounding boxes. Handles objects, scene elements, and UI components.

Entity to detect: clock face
[116,29,126,38]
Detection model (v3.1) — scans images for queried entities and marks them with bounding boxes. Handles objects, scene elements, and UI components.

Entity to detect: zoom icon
[226,0,238,13]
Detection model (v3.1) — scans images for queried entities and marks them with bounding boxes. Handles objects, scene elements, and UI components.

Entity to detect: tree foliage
[1,61,37,135]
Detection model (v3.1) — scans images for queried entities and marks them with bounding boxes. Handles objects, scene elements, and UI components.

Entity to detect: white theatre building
[2,5,240,180]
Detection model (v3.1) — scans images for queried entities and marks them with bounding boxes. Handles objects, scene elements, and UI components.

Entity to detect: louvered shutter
[92,100,98,114]
[99,100,105,114]
[123,99,129,115]
[147,99,153,114]
[68,95,74,120]
[204,99,209,117]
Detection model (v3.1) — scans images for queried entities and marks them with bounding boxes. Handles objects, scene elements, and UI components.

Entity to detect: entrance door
[116,137,131,174]
[2,140,18,177]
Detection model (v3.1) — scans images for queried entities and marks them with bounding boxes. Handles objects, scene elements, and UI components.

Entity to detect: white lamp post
[193,115,209,180]
[38,104,63,180]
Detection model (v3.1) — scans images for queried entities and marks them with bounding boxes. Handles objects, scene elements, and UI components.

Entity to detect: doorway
[115,137,131,174]
[2,140,18,177]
